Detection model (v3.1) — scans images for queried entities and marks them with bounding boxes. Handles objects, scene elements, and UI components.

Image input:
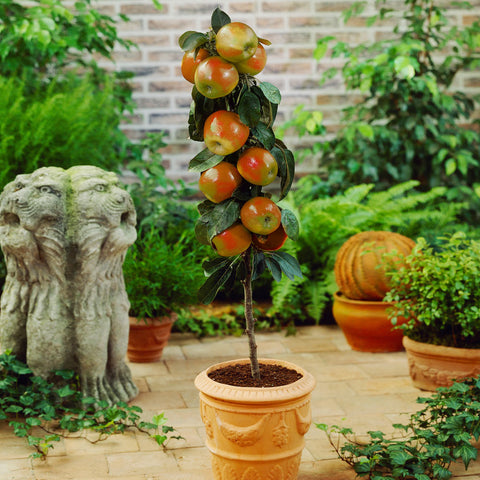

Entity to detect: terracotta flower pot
[332,292,406,352]
[127,313,176,363]
[194,358,316,480]
[403,336,480,391]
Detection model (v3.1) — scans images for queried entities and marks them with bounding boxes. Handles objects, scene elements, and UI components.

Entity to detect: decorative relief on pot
[200,400,214,439]
[222,464,238,480]
[286,456,302,480]
[267,464,284,480]
[408,357,480,387]
[241,467,261,480]
[295,401,312,436]
[217,412,271,447]
[272,411,289,448]
[211,457,222,480]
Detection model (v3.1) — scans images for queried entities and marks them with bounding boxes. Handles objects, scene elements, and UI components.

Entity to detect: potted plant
[179,9,315,479]
[123,227,203,363]
[332,230,415,352]
[385,232,480,391]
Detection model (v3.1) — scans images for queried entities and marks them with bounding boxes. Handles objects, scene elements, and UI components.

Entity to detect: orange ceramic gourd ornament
[334,230,415,301]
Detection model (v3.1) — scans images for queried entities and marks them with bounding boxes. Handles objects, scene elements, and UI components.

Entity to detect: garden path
[1,325,479,479]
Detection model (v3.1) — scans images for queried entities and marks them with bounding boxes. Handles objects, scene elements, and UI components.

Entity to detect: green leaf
[201,199,242,241]
[152,0,163,10]
[281,209,300,241]
[238,90,261,128]
[198,257,239,304]
[445,158,457,176]
[265,256,282,281]
[454,444,477,467]
[57,385,76,398]
[202,257,232,276]
[252,122,276,150]
[357,123,374,139]
[188,149,224,172]
[272,145,295,200]
[211,8,231,33]
[258,82,282,104]
[178,31,209,52]
[267,251,302,281]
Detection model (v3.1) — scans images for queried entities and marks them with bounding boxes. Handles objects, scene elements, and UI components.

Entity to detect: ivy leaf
[252,122,275,150]
[211,8,231,33]
[178,31,209,52]
[259,82,282,104]
[188,148,224,172]
[238,90,261,128]
[454,444,478,467]
[198,257,239,304]
[267,251,302,281]
[281,209,300,241]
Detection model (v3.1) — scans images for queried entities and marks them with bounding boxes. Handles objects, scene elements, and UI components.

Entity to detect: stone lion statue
[0,166,138,404]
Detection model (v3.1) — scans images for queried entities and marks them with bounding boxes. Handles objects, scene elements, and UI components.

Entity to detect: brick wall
[94,0,480,182]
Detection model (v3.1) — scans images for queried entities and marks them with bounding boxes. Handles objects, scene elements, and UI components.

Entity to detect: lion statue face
[0,167,68,233]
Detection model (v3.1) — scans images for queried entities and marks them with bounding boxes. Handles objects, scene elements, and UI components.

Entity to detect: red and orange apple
[240,196,281,235]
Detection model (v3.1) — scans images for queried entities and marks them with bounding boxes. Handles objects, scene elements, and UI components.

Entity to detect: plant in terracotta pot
[385,232,480,391]
[332,230,415,352]
[179,8,315,479]
[123,227,203,363]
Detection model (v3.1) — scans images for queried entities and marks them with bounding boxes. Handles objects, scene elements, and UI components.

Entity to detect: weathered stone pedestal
[0,166,139,404]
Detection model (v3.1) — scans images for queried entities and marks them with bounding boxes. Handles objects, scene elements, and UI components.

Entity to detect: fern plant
[270,178,472,323]
[0,76,128,190]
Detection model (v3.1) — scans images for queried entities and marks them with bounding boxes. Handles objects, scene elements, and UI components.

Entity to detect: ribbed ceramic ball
[334,231,415,301]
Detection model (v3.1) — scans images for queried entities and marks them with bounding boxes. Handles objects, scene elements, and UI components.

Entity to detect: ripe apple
[204,110,250,156]
[240,196,281,235]
[216,22,258,63]
[212,223,252,256]
[194,56,239,99]
[252,224,288,251]
[199,161,243,203]
[235,43,267,75]
[237,147,278,186]
[181,48,210,84]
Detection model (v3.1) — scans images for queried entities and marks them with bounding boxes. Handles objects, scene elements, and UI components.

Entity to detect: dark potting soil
[208,363,303,388]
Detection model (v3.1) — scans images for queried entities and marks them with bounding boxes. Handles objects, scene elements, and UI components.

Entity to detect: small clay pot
[332,292,406,352]
[127,313,176,363]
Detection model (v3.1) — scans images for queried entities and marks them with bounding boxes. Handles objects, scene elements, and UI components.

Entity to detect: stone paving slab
[0,324,479,479]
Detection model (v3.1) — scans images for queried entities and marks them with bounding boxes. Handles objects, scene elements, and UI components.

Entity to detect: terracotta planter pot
[403,336,480,391]
[194,358,316,480]
[127,313,176,363]
[332,292,406,352]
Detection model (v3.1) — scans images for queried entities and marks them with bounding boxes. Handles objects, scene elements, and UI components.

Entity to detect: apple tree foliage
[179,8,302,305]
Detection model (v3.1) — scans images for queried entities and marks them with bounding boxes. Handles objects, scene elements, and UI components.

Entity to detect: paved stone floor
[1,325,479,479]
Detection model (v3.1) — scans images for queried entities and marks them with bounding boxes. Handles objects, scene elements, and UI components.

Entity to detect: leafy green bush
[269,178,473,324]
[386,232,480,348]
[0,76,129,188]
[318,376,480,479]
[0,0,137,105]
[0,351,179,459]
[123,228,206,320]
[283,0,480,218]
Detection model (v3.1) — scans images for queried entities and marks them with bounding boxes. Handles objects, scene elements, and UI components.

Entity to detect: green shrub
[0,76,129,188]
[269,179,473,324]
[282,0,480,220]
[386,232,480,348]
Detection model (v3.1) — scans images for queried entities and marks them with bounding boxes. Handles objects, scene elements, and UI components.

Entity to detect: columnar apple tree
[179,8,302,379]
